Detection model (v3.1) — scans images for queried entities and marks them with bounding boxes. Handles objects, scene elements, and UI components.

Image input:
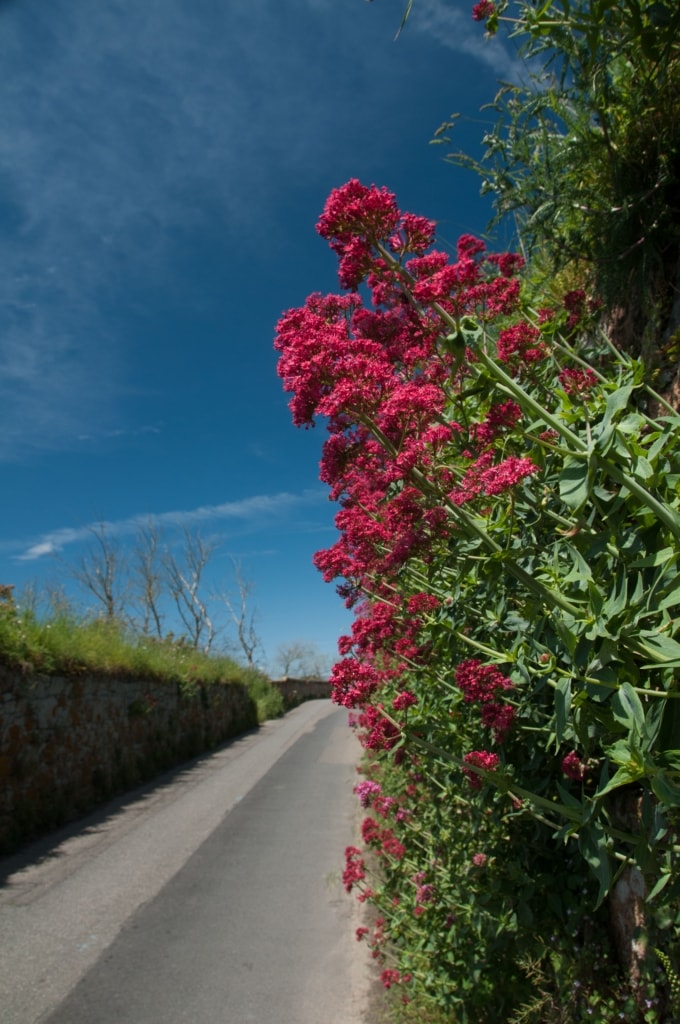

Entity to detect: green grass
[0,602,284,722]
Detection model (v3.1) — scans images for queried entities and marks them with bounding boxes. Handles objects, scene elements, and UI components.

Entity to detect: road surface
[0,701,371,1023]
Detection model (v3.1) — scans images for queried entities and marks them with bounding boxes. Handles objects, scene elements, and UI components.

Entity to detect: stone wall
[271,676,331,708]
[0,666,257,852]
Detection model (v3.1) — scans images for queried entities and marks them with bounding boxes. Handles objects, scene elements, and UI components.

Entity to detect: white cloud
[409,0,520,79]
[12,489,326,561]
[20,542,59,561]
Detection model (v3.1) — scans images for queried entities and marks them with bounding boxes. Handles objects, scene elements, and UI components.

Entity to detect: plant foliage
[275,2,680,1007]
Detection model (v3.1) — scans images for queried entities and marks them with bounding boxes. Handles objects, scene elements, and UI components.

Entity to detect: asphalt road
[0,701,371,1023]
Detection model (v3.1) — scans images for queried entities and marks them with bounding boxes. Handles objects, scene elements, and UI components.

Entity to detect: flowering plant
[276,175,680,1017]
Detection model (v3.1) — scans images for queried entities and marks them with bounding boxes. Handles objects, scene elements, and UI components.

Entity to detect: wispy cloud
[11,489,327,561]
[409,0,519,79]
[0,0,367,457]
[0,0,517,460]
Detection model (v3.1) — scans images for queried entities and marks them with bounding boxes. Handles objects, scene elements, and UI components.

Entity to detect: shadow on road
[0,725,261,886]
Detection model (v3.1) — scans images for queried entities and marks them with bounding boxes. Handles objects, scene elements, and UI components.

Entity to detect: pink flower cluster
[362,816,406,861]
[455,659,516,742]
[343,846,366,893]
[472,0,495,21]
[462,750,501,790]
[356,704,402,751]
[456,659,513,702]
[275,181,539,638]
[561,750,588,781]
[450,453,538,506]
[559,367,599,399]
[497,321,546,369]
[380,968,412,989]
[354,779,382,807]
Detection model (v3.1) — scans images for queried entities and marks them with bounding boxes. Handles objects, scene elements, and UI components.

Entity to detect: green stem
[592,453,680,543]
[451,630,513,661]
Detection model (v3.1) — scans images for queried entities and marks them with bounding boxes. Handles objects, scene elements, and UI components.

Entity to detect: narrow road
[0,701,371,1023]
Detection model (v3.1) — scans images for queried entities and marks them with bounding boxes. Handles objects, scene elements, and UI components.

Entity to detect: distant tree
[274,640,331,680]
[131,522,165,639]
[69,522,127,621]
[163,528,217,652]
[214,557,262,667]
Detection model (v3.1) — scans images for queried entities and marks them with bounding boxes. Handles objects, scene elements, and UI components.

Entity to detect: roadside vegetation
[0,599,284,722]
[276,1,680,1020]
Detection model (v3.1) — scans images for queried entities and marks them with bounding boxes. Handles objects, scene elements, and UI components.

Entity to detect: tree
[130,522,165,639]
[163,528,217,652]
[274,640,330,679]
[215,557,262,667]
[69,522,127,621]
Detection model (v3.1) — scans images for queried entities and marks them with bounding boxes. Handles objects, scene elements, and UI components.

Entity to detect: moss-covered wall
[0,666,257,852]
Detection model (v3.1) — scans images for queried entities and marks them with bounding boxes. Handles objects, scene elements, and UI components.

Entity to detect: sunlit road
[0,701,370,1023]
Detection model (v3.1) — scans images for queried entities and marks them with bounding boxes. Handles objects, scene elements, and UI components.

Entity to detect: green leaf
[394,0,414,38]
[555,677,572,745]
[559,455,591,510]
[634,455,654,481]
[557,782,583,811]
[604,571,628,620]
[611,682,645,733]
[658,749,680,771]
[647,871,672,903]
[659,583,680,612]
[603,383,633,421]
[641,698,665,751]
[639,632,680,664]
[578,821,612,907]
[651,771,680,807]
[630,546,675,568]
[658,698,680,755]
[596,764,644,798]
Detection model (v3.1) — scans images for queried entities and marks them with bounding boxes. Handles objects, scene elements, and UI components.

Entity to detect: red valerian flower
[362,816,382,845]
[472,400,523,448]
[561,750,588,781]
[330,658,384,708]
[563,289,587,331]
[343,846,366,892]
[381,832,406,860]
[389,212,437,255]
[363,709,401,751]
[480,702,516,742]
[487,250,524,277]
[472,0,495,21]
[393,690,418,711]
[456,659,513,703]
[497,321,546,366]
[559,367,599,399]
[317,179,400,253]
[462,750,500,789]
[451,455,538,506]
[354,779,382,807]
[380,968,412,989]
[477,455,538,497]
[457,233,487,259]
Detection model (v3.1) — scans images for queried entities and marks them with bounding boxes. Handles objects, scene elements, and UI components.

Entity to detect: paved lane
[0,702,369,1024]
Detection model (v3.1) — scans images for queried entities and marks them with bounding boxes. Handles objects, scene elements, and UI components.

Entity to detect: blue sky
[0,0,518,672]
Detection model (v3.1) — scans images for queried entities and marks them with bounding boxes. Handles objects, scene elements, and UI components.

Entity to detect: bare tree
[163,528,217,652]
[131,522,165,639]
[69,522,127,621]
[274,640,331,679]
[215,557,262,667]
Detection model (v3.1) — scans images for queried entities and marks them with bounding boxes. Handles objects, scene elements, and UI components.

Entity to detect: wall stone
[271,677,331,709]
[0,666,257,852]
